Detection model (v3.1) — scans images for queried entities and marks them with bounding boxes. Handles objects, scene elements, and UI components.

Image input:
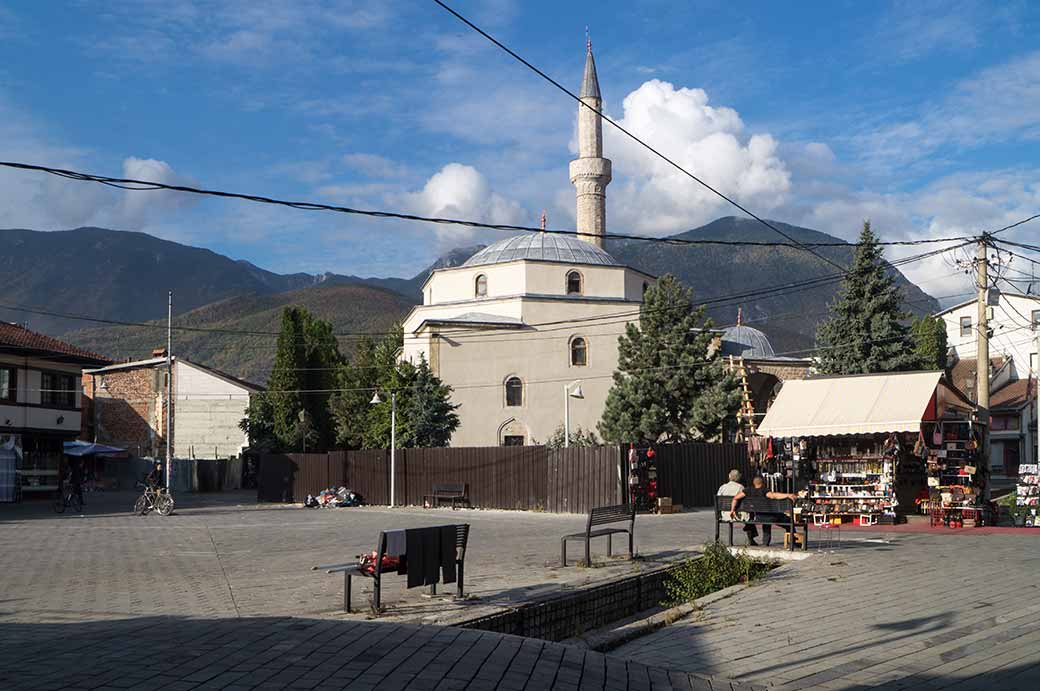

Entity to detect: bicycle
[133,483,175,516]
[53,485,83,514]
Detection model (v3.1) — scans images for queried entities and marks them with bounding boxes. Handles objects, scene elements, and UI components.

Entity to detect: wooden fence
[652,442,751,508]
[258,442,747,512]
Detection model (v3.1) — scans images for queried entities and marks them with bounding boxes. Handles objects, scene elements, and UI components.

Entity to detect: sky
[1,0,1039,293]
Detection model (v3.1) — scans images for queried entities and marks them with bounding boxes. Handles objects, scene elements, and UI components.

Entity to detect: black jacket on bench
[403,526,457,588]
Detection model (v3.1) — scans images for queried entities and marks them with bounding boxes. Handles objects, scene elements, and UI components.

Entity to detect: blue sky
[1,0,1039,290]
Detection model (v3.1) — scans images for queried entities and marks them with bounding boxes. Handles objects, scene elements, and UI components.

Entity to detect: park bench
[424,482,470,509]
[313,524,470,613]
[560,503,636,566]
[714,495,807,551]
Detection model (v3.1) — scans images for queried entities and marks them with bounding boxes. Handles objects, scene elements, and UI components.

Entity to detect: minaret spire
[569,33,611,249]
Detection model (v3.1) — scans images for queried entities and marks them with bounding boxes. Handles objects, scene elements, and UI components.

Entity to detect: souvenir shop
[754,371,987,527]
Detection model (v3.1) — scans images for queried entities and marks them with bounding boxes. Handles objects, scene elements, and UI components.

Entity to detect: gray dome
[462,234,619,268]
[720,324,775,359]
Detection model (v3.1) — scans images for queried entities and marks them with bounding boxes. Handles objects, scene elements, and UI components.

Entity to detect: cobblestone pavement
[615,531,1040,690]
[0,491,716,626]
[5,494,1040,689]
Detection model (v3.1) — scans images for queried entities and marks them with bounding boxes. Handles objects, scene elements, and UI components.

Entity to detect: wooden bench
[313,524,470,613]
[424,482,470,509]
[561,503,636,566]
[714,495,807,551]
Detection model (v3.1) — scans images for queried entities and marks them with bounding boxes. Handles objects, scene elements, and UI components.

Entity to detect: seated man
[729,476,799,547]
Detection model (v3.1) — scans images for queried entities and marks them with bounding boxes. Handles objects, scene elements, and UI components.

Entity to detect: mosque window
[505,376,523,407]
[566,270,583,295]
[570,337,588,367]
[475,274,488,297]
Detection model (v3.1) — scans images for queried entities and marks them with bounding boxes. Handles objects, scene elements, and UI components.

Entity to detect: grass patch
[664,541,777,605]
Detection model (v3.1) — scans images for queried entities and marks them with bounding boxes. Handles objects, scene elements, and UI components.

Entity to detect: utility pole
[166,291,173,493]
[976,238,991,491]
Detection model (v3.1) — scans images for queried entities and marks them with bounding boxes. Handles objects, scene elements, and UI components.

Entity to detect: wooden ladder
[730,355,757,439]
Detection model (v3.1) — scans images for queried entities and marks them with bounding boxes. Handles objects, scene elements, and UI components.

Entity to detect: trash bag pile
[304,486,364,508]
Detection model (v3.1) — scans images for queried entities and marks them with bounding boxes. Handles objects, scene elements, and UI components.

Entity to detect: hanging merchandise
[923,420,988,527]
[1013,464,1040,527]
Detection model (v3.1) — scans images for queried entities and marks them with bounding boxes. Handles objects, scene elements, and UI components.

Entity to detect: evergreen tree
[598,275,742,444]
[815,222,917,374]
[911,314,949,370]
[329,327,460,449]
[241,306,343,452]
[399,356,460,448]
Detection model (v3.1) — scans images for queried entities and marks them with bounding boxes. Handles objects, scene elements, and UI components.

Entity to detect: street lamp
[370,390,397,507]
[564,380,584,448]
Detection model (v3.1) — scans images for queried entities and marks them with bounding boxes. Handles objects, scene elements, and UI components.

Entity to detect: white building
[85,354,261,459]
[402,42,655,446]
[937,290,1039,473]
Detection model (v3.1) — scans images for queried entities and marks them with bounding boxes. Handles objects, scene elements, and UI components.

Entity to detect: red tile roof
[991,377,1034,411]
[0,322,111,365]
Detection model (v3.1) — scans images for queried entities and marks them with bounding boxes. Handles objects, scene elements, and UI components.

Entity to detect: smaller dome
[463,233,619,267]
[720,324,775,359]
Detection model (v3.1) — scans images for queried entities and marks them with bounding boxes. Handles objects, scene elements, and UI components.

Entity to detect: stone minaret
[569,36,612,248]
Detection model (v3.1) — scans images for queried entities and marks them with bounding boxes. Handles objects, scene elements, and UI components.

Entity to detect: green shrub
[664,541,774,605]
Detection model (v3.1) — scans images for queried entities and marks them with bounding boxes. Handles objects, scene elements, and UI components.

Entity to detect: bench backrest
[588,503,635,530]
[375,523,470,575]
[715,494,793,516]
[432,482,467,496]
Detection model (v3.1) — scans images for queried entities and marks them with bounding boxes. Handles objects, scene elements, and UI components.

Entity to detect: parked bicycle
[133,482,174,516]
[53,485,83,514]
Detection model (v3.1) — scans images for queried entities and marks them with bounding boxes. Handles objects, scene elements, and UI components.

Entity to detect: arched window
[475,274,488,297]
[566,270,583,295]
[570,337,588,367]
[505,376,523,407]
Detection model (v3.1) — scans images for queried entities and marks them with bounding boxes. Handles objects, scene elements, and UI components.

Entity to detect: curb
[564,560,800,652]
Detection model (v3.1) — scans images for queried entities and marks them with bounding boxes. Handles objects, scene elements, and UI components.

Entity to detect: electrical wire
[0,160,974,251]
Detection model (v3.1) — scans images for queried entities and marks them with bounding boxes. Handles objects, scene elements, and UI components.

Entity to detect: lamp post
[564,380,584,448]
[371,391,396,506]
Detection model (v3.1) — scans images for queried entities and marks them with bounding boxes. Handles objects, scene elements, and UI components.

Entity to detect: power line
[0,160,972,251]
[431,0,853,273]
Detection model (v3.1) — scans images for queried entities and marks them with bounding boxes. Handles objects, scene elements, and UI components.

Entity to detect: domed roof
[720,324,776,359]
[462,233,619,268]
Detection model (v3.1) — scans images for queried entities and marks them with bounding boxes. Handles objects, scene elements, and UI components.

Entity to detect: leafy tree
[815,221,918,374]
[599,274,741,444]
[911,314,949,370]
[330,328,460,449]
[241,307,343,452]
[540,424,599,449]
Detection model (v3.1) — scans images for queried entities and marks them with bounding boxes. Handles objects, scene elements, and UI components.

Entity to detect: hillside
[66,283,416,384]
[6,219,940,382]
[608,217,939,354]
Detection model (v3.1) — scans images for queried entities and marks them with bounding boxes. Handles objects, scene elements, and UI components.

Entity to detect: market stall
[755,371,983,526]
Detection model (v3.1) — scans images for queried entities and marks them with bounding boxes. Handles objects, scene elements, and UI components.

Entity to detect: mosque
[401,41,805,446]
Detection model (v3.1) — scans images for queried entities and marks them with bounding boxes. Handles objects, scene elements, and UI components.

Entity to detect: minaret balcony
[568,157,612,185]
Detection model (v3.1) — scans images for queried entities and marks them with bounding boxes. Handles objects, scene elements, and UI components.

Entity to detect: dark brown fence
[546,446,621,513]
[653,442,751,507]
[258,442,745,512]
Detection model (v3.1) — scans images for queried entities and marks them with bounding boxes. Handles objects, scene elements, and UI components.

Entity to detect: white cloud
[603,80,791,233]
[118,157,197,226]
[401,163,525,243]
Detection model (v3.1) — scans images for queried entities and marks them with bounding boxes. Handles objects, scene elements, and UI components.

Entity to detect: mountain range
[0,219,939,383]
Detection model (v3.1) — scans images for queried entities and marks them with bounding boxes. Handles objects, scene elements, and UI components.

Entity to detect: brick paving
[615,531,1040,690]
[4,492,1040,689]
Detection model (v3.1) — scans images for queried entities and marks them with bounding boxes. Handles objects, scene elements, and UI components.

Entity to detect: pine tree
[911,315,949,370]
[268,308,307,448]
[400,356,460,448]
[815,222,917,374]
[599,274,742,444]
[242,306,343,452]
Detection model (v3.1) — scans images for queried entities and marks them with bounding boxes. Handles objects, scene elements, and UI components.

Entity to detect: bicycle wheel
[134,495,149,515]
[70,493,83,513]
[53,492,67,514]
[156,494,174,517]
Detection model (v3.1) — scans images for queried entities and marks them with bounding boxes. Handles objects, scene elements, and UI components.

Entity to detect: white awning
[758,371,944,438]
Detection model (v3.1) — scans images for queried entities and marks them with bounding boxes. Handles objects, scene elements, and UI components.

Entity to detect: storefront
[755,371,985,526]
